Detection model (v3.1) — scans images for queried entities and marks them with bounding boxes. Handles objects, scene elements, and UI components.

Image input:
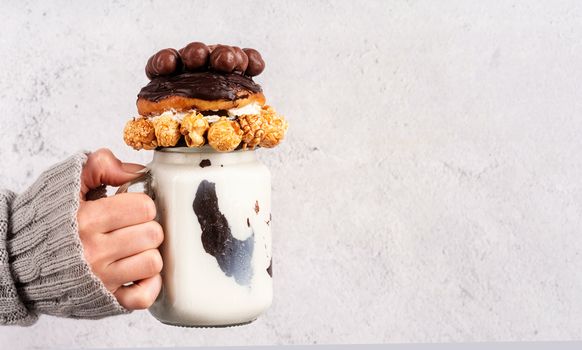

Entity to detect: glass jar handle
[116,167,153,195]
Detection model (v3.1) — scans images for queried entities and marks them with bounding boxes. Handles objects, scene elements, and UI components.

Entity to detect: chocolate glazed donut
[138,71,263,102]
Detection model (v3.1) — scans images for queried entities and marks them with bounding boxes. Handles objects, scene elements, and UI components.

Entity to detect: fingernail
[122,163,146,173]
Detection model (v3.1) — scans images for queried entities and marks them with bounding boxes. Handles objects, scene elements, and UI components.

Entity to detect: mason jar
[122,146,273,327]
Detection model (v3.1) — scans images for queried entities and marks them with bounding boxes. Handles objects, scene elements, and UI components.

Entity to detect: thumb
[81,148,145,198]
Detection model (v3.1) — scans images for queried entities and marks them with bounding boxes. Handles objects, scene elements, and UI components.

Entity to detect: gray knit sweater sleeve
[0,152,127,326]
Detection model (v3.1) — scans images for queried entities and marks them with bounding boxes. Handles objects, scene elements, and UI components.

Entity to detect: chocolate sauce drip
[193,180,254,285]
[138,72,262,102]
[199,159,211,168]
[267,259,272,277]
[254,200,260,214]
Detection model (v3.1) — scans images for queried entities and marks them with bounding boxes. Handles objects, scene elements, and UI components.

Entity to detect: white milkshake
[121,41,288,327]
[146,147,273,327]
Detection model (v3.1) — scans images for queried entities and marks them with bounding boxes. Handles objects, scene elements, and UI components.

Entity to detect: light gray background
[0,0,581,348]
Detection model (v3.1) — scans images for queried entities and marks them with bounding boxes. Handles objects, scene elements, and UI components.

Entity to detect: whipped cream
[203,115,223,123]
[227,102,262,117]
[148,110,189,123]
[144,103,262,123]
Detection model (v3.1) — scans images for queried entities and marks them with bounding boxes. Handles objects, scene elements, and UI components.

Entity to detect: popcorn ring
[239,114,266,150]
[123,106,287,152]
[152,113,181,147]
[207,117,243,152]
[259,105,288,148]
[123,118,157,150]
[180,112,209,147]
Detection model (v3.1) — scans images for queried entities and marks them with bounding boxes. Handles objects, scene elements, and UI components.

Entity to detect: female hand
[76,148,164,310]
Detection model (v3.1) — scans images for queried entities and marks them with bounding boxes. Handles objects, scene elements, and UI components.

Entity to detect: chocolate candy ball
[146,48,181,79]
[231,46,249,73]
[179,42,210,71]
[243,48,265,76]
[145,56,155,79]
[210,46,237,73]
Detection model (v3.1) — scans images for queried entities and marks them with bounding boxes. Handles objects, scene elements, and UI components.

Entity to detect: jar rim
[152,145,259,165]
[156,145,255,154]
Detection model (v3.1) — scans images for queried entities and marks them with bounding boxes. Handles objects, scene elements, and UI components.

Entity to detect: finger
[106,248,163,287]
[81,148,145,197]
[104,221,164,262]
[114,274,162,310]
[77,192,156,233]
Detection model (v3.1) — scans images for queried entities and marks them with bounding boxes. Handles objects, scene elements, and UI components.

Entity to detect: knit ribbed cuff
[1,152,128,325]
[0,190,32,325]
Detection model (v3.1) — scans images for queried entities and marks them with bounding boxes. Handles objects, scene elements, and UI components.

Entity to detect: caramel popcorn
[259,106,288,148]
[123,117,158,150]
[180,112,209,147]
[207,117,243,152]
[239,114,266,150]
[152,112,181,147]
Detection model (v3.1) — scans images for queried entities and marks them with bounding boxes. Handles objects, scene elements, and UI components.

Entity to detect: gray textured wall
[1,0,582,348]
